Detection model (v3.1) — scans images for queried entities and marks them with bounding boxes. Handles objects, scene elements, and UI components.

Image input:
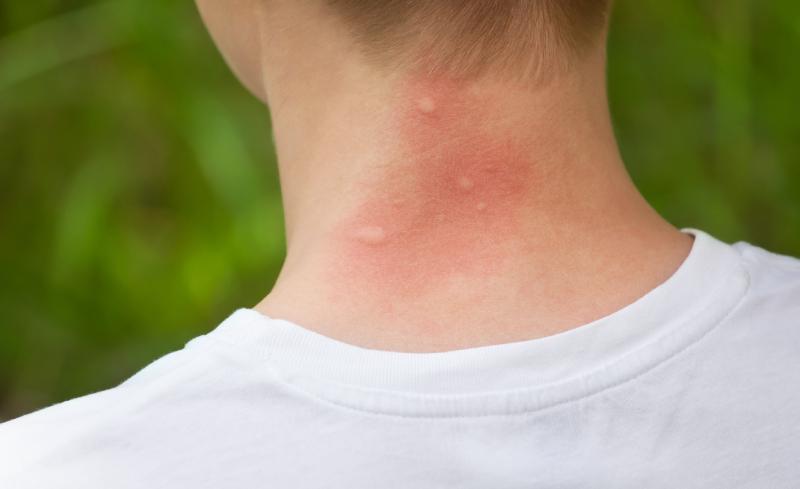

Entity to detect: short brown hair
[324,0,611,80]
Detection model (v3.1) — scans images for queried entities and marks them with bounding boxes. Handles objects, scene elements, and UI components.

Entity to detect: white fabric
[1,229,799,488]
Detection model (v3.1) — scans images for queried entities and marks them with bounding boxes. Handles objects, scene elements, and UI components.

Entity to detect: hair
[324,0,611,80]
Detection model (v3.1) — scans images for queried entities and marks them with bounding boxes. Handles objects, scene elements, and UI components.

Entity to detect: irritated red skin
[330,76,535,304]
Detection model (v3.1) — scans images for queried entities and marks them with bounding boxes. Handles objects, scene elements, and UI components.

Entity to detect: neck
[255,47,692,352]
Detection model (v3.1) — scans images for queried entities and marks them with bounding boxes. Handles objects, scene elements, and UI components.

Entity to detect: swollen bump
[417,97,436,114]
[353,226,387,246]
[457,176,474,191]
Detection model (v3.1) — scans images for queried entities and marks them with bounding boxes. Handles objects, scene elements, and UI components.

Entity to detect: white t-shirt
[1,229,799,488]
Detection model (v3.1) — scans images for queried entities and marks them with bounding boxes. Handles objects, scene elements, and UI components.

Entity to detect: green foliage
[1,0,798,419]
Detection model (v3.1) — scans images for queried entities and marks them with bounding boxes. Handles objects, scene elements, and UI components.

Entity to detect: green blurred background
[1,0,798,421]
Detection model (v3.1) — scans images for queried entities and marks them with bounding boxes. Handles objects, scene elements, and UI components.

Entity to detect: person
[1,0,799,487]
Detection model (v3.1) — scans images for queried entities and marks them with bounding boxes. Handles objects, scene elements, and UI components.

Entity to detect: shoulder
[0,345,208,488]
[733,240,800,309]
[715,240,800,351]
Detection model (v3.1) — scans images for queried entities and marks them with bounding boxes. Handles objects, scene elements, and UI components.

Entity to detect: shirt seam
[199,267,752,420]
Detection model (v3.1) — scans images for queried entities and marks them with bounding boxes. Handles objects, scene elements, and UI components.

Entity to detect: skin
[195,0,693,352]
[331,76,536,303]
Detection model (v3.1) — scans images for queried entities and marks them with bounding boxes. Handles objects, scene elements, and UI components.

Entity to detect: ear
[195,0,267,101]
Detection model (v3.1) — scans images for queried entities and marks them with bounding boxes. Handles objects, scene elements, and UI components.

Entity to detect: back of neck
[256,56,692,352]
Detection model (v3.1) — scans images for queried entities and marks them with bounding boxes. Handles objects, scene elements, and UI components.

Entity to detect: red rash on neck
[329,76,536,302]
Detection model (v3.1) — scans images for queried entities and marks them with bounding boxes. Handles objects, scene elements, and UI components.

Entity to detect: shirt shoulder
[0,344,211,488]
[714,240,800,356]
[733,240,800,310]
